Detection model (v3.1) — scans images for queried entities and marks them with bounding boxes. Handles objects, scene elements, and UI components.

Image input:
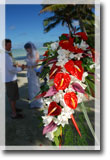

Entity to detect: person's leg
[6,81,24,119]
[9,100,16,116]
[9,99,24,119]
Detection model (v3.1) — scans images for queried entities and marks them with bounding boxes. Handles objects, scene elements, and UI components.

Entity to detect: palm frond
[43,16,58,26]
[44,19,61,33]
[40,4,68,13]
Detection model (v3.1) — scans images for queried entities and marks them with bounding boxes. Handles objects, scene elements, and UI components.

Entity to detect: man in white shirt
[4,39,24,119]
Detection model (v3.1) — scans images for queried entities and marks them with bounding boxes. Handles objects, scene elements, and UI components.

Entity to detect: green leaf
[54,127,61,137]
[40,84,49,92]
[74,37,81,44]
[87,74,94,81]
[39,66,50,79]
[54,136,59,146]
[86,78,94,92]
[59,34,68,41]
[85,78,95,97]
[81,102,99,145]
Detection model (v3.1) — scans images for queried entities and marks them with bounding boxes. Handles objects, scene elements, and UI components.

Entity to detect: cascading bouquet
[32,32,97,146]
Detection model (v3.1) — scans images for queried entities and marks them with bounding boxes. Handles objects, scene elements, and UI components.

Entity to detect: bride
[24,42,43,109]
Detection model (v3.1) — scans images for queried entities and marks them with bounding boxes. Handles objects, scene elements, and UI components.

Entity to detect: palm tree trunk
[69,22,76,34]
[79,18,87,34]
[67,20,77,34]
[67,22,72,35]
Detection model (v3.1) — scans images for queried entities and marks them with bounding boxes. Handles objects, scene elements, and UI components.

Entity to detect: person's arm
[7,56,23,73]
[36,51,39,63]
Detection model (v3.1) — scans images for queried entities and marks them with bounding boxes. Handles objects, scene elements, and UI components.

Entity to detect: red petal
[64,60,84,80]
[49,62,61,79]
[75,32,88,41]
[54,72,71,90]
[64,92,78,109]
[48,102,62,116]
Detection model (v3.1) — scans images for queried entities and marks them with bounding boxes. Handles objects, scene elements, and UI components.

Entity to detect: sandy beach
[6,70,51,146]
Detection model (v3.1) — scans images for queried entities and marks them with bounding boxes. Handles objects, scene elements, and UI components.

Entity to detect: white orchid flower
[82,72,88,82]
[51,42,59,51]
[80,40,89,50]
[57,48,70,55]
[42,116,53,126]
[74,53,83,60]
[56,57,68,67]
[43,98,53,106]
[45,127,57,141]
[90,64,95,69]
[69,53,75,59]
[77,92,86,103]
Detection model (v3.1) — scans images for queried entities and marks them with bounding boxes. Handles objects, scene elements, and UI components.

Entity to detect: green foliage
[39,5,96,145]
[86,35,95,48]
[86,78,94,91]
[40,84,49,92]
[40,4,95,47]
[39,66,50,79]
[37,115,44,128]
[82,57,94,72]
[74,37,82,44]
[82,56,95,96]
[62,113,94,146]
[54,136,59,146]
[43,41,54,47]
[54,126,61,137]
[40,4,67,13]
[59,34,68,41]
[53,126,62,146]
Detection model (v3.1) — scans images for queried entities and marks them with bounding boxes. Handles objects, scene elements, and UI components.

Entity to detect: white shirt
[5,53,22,83]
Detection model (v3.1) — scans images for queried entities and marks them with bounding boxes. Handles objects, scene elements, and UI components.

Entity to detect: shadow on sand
[6,73,51,146]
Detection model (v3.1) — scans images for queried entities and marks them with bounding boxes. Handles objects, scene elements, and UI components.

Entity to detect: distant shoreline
[13,47,47,62]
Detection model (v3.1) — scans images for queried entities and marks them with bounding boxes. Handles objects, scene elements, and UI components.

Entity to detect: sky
[6,4,69,49]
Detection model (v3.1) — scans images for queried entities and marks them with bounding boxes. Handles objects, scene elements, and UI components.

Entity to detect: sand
[6,70,51,146]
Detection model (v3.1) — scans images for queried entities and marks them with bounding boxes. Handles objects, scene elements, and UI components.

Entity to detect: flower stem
[81,102,99,145]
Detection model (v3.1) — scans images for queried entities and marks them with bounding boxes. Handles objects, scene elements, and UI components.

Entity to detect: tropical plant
[40,4,95,47]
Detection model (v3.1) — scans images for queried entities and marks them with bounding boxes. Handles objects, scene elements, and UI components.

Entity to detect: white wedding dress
[25,44,43,108]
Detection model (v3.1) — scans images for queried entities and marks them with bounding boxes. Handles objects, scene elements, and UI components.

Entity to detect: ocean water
[12,47,47,61]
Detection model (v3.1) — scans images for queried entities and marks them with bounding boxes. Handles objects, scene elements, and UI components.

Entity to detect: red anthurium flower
[62,33,69,38]
[75,32,88,41]
[59,38,75,52]
[54,72,71,90]
[64,60,84,80]
[73,47,84,53]
[59,38,84,53]
[49,62,61,79]
[48,101,62,116]
[43,50,49,57]
[64,92,78,109]
[69,37,74,44]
